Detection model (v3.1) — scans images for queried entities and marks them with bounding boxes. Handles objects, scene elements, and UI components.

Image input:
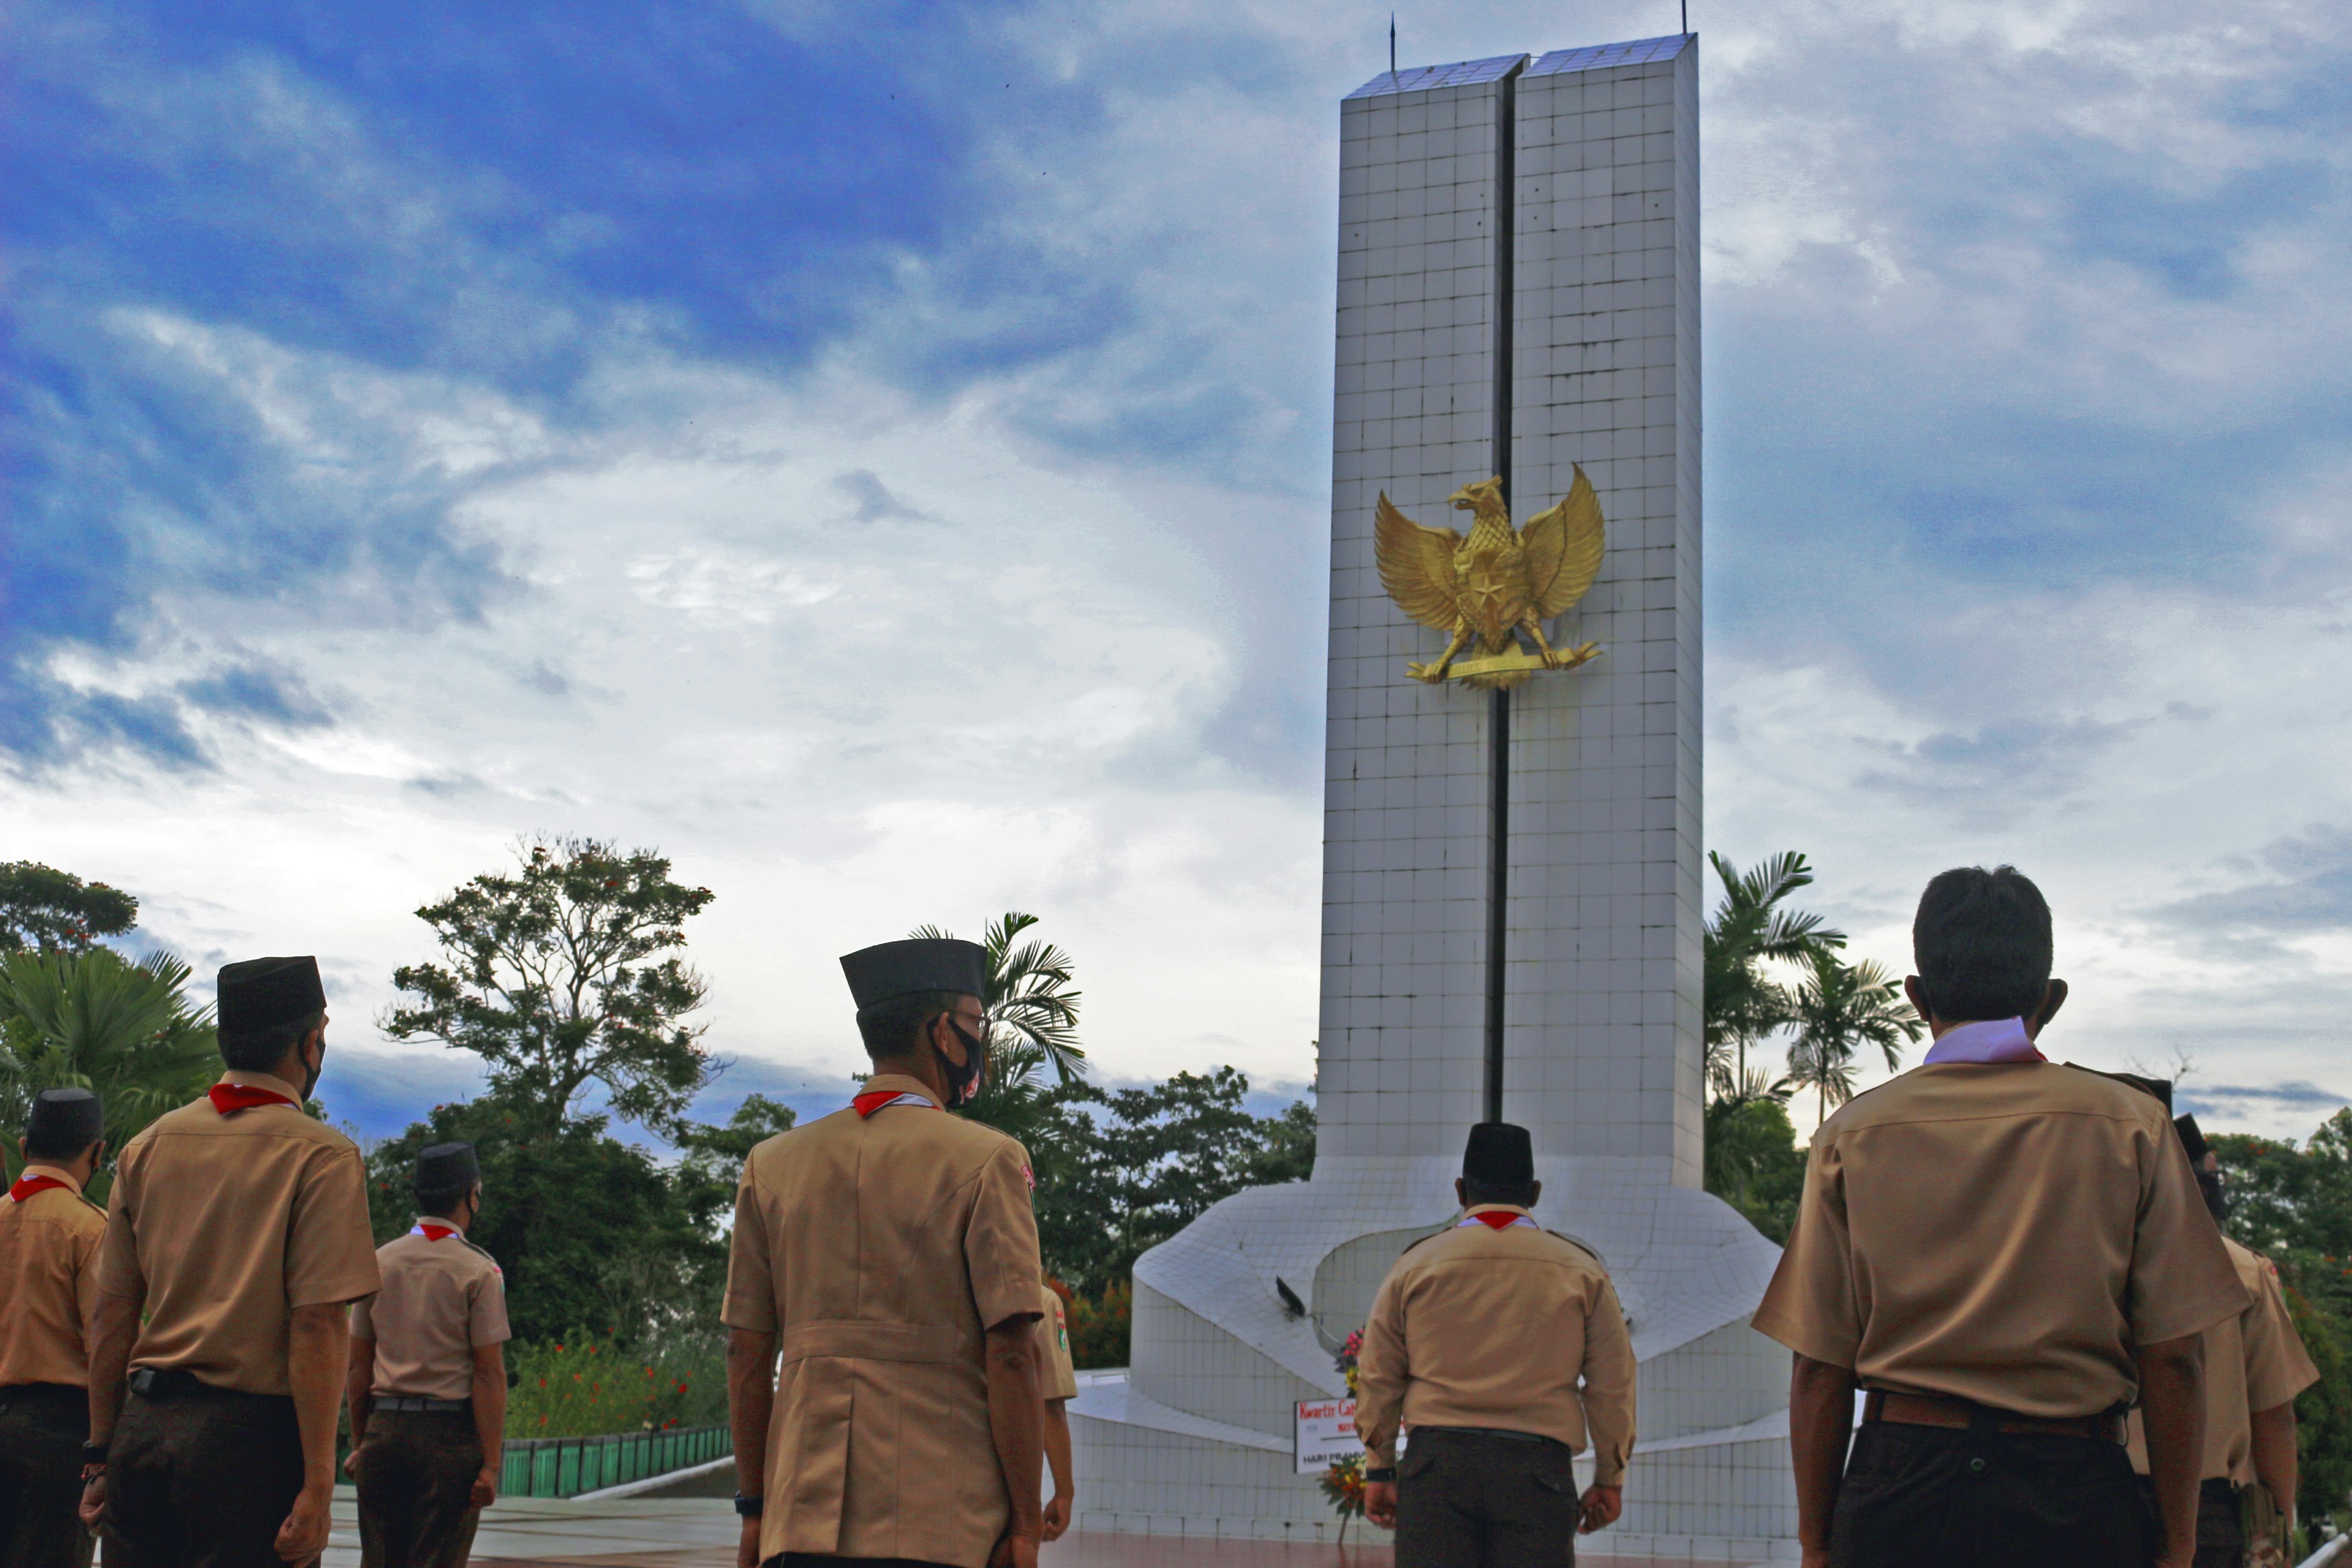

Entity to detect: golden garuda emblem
[1373,466,1606,689]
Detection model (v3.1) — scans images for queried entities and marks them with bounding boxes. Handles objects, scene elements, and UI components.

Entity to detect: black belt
[374,1395,470,1413]
[1410,1425,1565,1448]
[126,1368,286,1405]
[0,1382,86,1409]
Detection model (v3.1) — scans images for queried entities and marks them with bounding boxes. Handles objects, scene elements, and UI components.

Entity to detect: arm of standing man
[727,1327,777,1568]
[79,1289,142,1530]
[985,1317,1045,1568]
[470,1344,507,1507]
[280,1300,355,1563]
[1041,1399,1073,1541]
[2251,1401,2298,1527]
[342,1329,376,1480]
[1355,1270,1409,1531]
[1578,1274,1636,1533]
[1788,1354,1858,1568]
[2137,1333,2207,1568]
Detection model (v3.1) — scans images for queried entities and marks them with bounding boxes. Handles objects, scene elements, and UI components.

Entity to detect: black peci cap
[413,1143,480,1192]
[840,939,987,1010]
[1463,1122,1534,1186]
[217,957,327,1041]
[2174,1113,2210,1164]
[29,1088,103,1151]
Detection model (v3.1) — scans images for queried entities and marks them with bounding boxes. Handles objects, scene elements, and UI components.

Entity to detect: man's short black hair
[24,1124,100,1162]
[855,990,968,1060]
[1461,1177,1538,1210]
[217,1010,325,1073]
[412,1181,475,1219]
[1912,865,2053,1024]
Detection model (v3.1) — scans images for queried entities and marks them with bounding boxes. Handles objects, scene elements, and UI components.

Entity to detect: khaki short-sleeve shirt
[721,1075,1045,1568]
[98,1073,382,1396]
[2127,1236,2321,1484]
[350,1224,512,1401]
[1354,1208,1638,1485]
[1036,1284,1079,1403]
[1753,1062,2248,1418]
[0,1166,108,1388]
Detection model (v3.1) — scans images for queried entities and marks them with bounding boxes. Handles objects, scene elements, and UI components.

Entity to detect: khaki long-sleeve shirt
[1354,1206,1637,1485]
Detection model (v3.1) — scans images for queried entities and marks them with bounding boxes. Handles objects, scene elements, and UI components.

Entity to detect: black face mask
[301,1039,325,1101]
[2197,1170,2230,1224]
[937,1019,988,1110]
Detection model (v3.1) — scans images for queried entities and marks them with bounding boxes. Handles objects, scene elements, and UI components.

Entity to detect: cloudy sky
[5,0,2347,1142]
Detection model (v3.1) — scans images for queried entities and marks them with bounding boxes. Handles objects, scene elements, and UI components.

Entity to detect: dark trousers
[0,1384,94,1568]
[354,1410,483,1568]
[1831,1420,2153,1568]
[1394,1428,1580,1568]
[102,1379,304,1568]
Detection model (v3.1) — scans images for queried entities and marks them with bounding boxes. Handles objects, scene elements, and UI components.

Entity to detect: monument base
[1068,1157,1801,1558]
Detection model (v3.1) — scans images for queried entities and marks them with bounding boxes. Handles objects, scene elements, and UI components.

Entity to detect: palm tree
[1704,852,1846,1093]
[1783,953,1923,1126]
[909,911,1087,1084]
[0,947,220,1198]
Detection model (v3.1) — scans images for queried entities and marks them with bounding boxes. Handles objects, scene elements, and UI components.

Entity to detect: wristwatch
[80,1441,109,1469]
[1365,1466,1396,1482]
[734,1494,764,1518]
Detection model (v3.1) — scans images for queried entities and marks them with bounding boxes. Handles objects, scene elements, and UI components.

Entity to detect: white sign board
[1294,1396,1365,1473]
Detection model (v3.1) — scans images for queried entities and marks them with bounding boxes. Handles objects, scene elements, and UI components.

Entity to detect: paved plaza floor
[323,1490,1748,1567]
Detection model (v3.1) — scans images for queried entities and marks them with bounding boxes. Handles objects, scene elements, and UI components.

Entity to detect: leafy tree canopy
[365,1088,721,1345]
[0,862,139,955]
[384,838,715,1134]
[911,911,1086,1083]
[1703,851,1844,1094]
[1783,953,1922,1126]
[0,947,219,1198]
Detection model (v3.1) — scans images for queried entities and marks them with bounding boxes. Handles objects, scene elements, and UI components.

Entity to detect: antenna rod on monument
[1390,14,1396,78]
[1682,0,1690,35]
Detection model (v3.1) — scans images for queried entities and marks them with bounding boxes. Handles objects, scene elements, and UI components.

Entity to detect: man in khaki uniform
[724,938,1045,1568]
[1036,1285,1079,1543]
[346,1142,511,1568]
[0,1090,108,1568]
[2125,1113,2319,1568]
[80,956,382,1568]
[1754,867,2248,1568]
[1356,1122,1635,1567]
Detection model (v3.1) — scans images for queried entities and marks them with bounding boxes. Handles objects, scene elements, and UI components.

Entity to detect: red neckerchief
[1465,1209,1535,1230]
[8,1174,70,1203]
[208,1083,299,1116]
[415,1223,457,1242]
[852,1090,936,1117]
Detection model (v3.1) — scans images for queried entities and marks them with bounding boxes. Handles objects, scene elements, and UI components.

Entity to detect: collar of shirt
[210,1068,306,1115]
[1458,1205,1537,1230]
[8,1164,80,1203]
[15,1163,82,1196]
[853,1073,940,1118]
[1921,1016,2045,1066]
[410,1218,466,1241]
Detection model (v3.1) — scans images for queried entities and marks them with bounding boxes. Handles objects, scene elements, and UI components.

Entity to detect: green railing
[499,1424,732,1499]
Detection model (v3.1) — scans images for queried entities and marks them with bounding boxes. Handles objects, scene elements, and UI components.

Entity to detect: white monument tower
[1070,36,1802,1558]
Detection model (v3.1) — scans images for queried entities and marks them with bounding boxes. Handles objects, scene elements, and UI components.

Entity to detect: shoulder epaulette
[1545,1230,1607,1269]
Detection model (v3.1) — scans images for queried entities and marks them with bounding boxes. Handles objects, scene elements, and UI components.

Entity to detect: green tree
[911,911,1086,1083]
[365,1089,718,1345]
[0,862,139,954]
[0,948,219,1198]
[384,838,716,1134]
[1703,1073,1807,1243]
[1784,953,1921,1126]
[1703,852,1845,1093]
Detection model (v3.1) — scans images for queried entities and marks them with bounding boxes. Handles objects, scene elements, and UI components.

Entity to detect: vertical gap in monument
[1484,64,1519,1126]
